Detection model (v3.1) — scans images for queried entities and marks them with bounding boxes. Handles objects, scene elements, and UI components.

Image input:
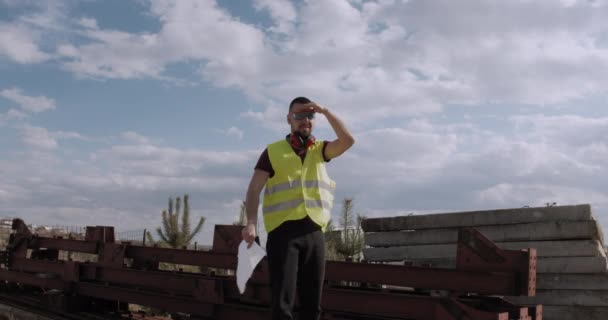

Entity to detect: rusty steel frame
[0,218,541,320]
[8,252,524,296]
[3,257,537,320]
[10,225,535,295]
[457,228,537,295]
[0,270,524,320]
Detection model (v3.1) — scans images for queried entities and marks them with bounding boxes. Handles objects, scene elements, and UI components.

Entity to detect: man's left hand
[300,102,327,115]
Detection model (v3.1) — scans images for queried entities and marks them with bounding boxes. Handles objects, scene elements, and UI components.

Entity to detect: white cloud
[78,17,98,29]
[1,0,607,116]
[225,126,244,140]
[19,125,58,149]
[101,143,254,171]
[4,112,608,244]
[475,183,608,209]
[0,1,69,63]
[333,111,608,219]
[54,130,87,140]
[0,136,261,243]
[0,0,23,6]
[122,131,152,145]
[57,31,166,79]
[57,0,266,81]
[0,24,50,63]
[239,105,286,132]
[44,0,607,130]
[16,124,87,149]
[0,183,29,202]
[511,114,608,148]
[0,87,56,113]
[253,0,296,34]
[16,1,70,32]
[356,124,459,169]
[0,108,28,125]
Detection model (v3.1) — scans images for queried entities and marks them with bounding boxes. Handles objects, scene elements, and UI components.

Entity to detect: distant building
[0,218,14,229]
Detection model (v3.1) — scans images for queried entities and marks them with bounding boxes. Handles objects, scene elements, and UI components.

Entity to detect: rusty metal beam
[11,250,524,296]
[325,261,517,295]
[0,270,70,290]
[9,258,224,303]
[75,282,216,317]
[124,245,237,269]
[457,227,537,296]
[31,237,98,254]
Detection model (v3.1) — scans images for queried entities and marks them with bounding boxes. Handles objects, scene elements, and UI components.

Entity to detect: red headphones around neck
[289,133,315,150]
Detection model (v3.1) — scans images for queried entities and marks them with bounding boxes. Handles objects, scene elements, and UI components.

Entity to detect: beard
[293,129,311,140]
[297,129,310,138]
[297,125,311,137]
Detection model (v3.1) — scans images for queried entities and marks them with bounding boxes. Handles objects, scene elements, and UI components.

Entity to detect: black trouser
[266,216,325,320]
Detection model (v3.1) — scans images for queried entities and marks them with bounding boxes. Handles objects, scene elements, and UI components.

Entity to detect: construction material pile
[362,204,607,320]
[0,218,540,320]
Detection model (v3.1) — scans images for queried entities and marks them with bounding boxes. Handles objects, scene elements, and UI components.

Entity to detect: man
[241,97,355,320]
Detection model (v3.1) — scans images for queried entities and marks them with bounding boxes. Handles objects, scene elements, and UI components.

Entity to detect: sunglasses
[291,112,315,120]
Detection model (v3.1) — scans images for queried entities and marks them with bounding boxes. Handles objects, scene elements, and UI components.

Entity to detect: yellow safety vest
[262,139,335,233]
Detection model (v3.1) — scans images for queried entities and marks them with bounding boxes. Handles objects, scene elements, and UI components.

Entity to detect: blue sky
[1,0,608,245]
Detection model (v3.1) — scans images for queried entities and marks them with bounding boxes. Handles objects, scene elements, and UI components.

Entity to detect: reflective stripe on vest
[263,199,334,215]
[264,179,335,197]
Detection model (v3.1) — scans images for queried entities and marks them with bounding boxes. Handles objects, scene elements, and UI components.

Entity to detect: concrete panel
[362,204,593,232]
[540,256,608,274]
[363,240,605,261]
[506,289,608,307]
[365,220,603,246]
[538,274,608,290]
[366,256,608,274]
[542,306,608,320]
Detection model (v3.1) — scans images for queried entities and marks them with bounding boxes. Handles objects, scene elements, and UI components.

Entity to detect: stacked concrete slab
[361,204,608,320]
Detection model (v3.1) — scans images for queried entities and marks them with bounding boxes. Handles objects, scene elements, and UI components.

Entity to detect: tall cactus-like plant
[324,219,341,261]
[233,200,247,226]
[330,198,365,262]
[146,194,205,249]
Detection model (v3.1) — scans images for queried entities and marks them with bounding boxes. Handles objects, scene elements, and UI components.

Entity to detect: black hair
[289,97,311,110]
